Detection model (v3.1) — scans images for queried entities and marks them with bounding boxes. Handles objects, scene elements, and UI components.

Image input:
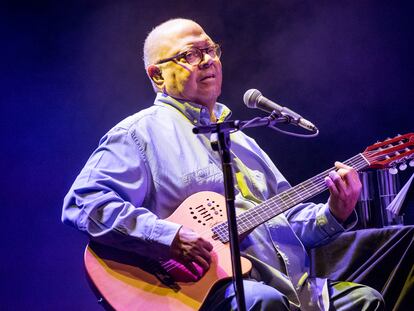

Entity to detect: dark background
[1,0,413,309]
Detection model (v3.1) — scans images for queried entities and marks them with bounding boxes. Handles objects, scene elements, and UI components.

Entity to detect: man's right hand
[170,226,213,276]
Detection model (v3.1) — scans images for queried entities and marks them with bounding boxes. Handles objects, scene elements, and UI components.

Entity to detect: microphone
[243,89,318,132]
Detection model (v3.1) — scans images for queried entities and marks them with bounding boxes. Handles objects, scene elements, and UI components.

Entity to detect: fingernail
[329,171,337,180]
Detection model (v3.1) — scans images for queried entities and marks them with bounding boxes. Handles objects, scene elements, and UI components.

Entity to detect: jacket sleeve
[284,201,357,249]
[249,138,357,249]
[61,126,181,260]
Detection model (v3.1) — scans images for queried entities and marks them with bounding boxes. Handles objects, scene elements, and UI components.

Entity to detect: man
[62,18,384,310]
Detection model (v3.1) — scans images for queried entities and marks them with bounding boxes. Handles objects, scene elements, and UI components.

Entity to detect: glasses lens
[185,49,202,65]
[214,45,221,59]
[184,45,221,65]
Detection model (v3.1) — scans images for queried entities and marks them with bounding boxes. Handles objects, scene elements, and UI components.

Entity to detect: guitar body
[84,191,252,310]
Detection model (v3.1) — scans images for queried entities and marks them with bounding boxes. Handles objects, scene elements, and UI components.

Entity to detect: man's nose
[199,52,214,68]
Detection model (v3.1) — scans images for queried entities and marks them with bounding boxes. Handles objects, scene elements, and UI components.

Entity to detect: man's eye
[185,50,199,62]
[207,47,215,55]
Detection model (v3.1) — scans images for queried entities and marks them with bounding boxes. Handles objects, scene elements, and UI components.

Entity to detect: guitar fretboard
[212,153,370,243]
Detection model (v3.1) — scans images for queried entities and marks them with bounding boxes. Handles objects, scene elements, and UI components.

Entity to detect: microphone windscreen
[243,89,261,108]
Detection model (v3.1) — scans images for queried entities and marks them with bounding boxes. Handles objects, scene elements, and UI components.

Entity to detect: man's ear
[147,65,164,88]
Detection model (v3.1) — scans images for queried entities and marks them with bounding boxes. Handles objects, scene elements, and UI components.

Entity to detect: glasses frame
[155,44,221,66]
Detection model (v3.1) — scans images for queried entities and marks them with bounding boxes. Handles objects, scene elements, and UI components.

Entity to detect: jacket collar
[154,92,232,126]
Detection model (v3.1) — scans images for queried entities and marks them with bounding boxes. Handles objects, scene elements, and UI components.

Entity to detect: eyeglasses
[155,44,221,66]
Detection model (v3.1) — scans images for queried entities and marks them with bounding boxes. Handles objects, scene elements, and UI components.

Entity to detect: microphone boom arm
[192,113,290,134]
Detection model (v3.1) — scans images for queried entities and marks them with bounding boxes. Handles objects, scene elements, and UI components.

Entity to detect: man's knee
[202,279,290,310]
[239,280,290,310]
[330,281,384,310]
[350,285,384,310]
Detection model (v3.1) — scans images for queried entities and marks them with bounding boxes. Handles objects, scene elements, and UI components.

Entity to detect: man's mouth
[200,74,215,82]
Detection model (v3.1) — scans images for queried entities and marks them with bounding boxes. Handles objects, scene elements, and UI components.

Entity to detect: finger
[183,260,200,277]
[335,164,361,191]
[335,162,355,181]
[325,175,338,196]
[335,162,360,183]
[329,170,346,193]
[200,239,214,252]
[341,169,360,188]
[334,161,352,170]
[193,254,210,272]
[196,245,212,264]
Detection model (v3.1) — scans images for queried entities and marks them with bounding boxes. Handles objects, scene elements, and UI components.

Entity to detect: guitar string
[157,147,411,273]
[163,171,406,270]
[171,140,414,271]
[212,142,408,241]
[162,150,406,273]
[162,156,367,271]
[144,143,409,272]
[222,141,412,240]
[210,145,408,244]
[182,153,370,248]
[203,150,387,241]
[209,152,389,246]
[235,155,369,230]
[226,150,397,235]
[161,150,395,271]
[213,154,369,237]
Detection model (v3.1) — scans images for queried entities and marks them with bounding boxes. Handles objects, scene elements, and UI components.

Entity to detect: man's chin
[199,85,221,96]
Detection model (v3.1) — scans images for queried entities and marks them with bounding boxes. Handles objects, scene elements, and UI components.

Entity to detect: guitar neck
[212,153,370,243]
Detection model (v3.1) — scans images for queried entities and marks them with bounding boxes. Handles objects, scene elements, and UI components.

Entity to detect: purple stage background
[2,1,413,309]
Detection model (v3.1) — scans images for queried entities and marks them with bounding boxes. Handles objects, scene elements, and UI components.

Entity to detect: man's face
[150,23,222,109]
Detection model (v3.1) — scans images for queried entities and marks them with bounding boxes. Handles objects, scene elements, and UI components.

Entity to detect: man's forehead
[162,23,211,44]
[155,28,212,57]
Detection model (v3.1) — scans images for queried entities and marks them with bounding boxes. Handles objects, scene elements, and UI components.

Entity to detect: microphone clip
[269,110,290,122]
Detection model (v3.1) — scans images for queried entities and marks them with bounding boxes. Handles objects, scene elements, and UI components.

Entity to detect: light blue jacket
[62,93,353,309]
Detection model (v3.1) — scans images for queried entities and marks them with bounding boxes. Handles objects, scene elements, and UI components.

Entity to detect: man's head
[143,19,222,111]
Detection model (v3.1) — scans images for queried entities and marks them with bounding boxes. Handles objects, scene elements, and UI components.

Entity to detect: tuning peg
[389,167,398,175]
[399,163,407,171]
[409,159,414,167]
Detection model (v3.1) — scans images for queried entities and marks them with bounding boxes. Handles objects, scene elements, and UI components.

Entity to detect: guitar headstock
[363,133,414,173]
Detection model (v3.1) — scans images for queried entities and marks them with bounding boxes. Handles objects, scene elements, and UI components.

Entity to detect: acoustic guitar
[84,133,414,310]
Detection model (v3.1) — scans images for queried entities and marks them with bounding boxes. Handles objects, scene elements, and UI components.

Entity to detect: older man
[62,18,384,310]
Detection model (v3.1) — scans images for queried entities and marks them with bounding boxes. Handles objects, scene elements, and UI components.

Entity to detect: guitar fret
[239,206,265,230]
[291,187,305,200]
[213,153,371,243]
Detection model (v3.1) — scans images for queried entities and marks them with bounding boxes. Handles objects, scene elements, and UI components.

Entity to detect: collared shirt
[62,92,353,310]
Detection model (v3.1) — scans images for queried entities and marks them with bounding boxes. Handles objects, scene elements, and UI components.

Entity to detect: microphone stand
[193,114,289,311]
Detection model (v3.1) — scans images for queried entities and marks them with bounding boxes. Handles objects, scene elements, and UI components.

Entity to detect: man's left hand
[325,161,362,223]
